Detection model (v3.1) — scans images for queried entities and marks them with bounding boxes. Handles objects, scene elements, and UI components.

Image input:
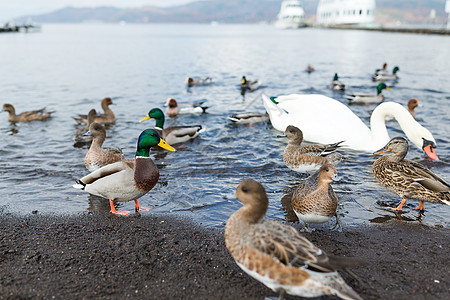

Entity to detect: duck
[374,62,388,76]
[407,98,419,119]
[186,76,213,87]
[73,109,97,146]
[241,76,260,94]
[344,83,391,105]
[262,94,439,160]
[74,129,176,215]
[84,122,125,172]
[372,137,450,211]
[2,103,54,122]
[225,179,362,300]
[139,108,202,145]
[372,66,400,81]
[329,73,345,91]
[74,97,116,125]
[165,98,208,117]
[292,164,340,230]
[305,64,315,73]
[228,112,269,124]
[282,125,343,173]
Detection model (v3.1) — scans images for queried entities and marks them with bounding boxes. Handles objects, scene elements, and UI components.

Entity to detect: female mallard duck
[262,95,439,160]
[283,125,343,173]
[292,164,340,229]
[329,73,345,91]
[345,83,391,105]
[74,129,175,215]
[407,98,419,119]
[225,179,362,300]
[165,98,208,117]
[2,103,54,122]
[372,66,400,81]
[228,112,269,124]
[84,122,124,172]
[139,108,202,145]
[73,109,97,146]
[186,76,213,87]
[372,137,450,211]
[74,97,116,125]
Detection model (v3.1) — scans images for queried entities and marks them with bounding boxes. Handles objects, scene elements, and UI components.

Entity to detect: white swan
[262,94,439,160]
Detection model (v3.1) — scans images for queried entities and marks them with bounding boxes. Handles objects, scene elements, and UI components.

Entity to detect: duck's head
[187,77,193,83]
[166,98,178,108]
[333,73,339,81]
[382,62,387,69]
[86,122,106,138]
[2,104,15,114]
[408,98,419,110]
[318,163,337,184]
[373,137,409,162]
[377,83,391,95]
[101,97,113,107]
[241,76,247,84]
[236,179,268,224]
[136,128,175,157]
[285,125,303,144]
[140,108,165,127]
[86,109,97,125]
[393,66,400,74]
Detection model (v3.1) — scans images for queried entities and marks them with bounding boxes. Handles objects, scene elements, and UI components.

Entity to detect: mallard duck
[372,66,400,81]
[283,126,343,173]
[407,98,419,119]
[2,103,54,122]
[305,64,315,73]
[292,164,340,229]
[374,62,388,76]
[225,179,362,300]
[372,137,449,211]
[228,112,269,124]
[186,76,213,87]
[74,97,116,125]
[73,109,97,146]
[84,122,124,172]
[139,108,202,145]
[241,76,260,94]
[329,73,345,91]
[345,83,391,105]
[74,129,175,215]
[165,98,208,117]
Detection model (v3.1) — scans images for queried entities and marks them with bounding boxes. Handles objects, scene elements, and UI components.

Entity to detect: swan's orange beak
[423,144,439,161]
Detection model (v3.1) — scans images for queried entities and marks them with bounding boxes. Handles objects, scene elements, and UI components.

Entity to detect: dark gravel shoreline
[0,213,448,299]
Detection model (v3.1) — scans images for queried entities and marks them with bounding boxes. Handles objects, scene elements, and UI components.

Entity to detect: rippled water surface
[0,24,449,228]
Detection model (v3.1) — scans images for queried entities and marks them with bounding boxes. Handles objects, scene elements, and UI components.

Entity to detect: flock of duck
[2,67,449,300]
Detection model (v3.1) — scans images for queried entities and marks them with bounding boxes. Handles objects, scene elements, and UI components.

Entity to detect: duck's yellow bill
[385,86,392,91]
[139,115,150,122]
[158,138,176,152]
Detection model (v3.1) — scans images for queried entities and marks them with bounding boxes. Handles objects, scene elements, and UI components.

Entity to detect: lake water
[0,23,449,229]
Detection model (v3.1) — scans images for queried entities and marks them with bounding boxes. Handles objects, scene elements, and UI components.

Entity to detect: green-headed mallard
[372,66,400,81]
[329,73,345,91]
[345,83,391,105]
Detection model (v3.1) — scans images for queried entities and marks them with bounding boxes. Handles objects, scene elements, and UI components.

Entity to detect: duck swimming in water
[2,103,54,122]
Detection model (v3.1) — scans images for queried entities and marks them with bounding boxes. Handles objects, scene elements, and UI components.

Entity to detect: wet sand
[0,212,448,299]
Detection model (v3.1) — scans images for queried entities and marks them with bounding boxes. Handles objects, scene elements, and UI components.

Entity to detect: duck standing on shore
[225,179,362,300]
[372,137,450,211]
[282,125,343,173]
[140,108,202,145]
[84,122,124,172]
[2,103,54,122]
[74,129,175,215]
[292,164,340,230]
[74,97,116,125]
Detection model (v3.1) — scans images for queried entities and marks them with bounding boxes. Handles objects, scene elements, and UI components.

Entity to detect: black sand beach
[1,212,448,299]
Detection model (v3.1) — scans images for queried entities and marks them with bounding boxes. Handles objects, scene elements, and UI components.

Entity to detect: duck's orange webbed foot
[387,198,407,211]
[134,200,150,212]
[413,201,425,211]
[109,200,130,215]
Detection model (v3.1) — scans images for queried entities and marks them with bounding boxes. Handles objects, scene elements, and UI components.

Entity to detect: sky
[0,0,197,20]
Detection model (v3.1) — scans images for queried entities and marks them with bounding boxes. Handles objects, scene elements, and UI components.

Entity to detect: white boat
[275,0,307,29]
[316,0,375,26]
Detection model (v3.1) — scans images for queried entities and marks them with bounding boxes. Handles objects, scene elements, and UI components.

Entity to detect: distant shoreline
[310,24,450,35]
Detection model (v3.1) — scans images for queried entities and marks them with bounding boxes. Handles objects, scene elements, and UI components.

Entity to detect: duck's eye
[325,168,329,172]
[242,187,248,193]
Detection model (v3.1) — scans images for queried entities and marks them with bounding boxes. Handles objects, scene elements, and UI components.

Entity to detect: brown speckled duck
[225,179,362,300]
[2,103,54,122]
[73,109,97,146]
[74,129,175,215]
[84,122,124,172]
[139,108,202,145]
[283,125,343,173]
[372,137,450,211]
[292,164,340,230]
[74,97,116,125]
